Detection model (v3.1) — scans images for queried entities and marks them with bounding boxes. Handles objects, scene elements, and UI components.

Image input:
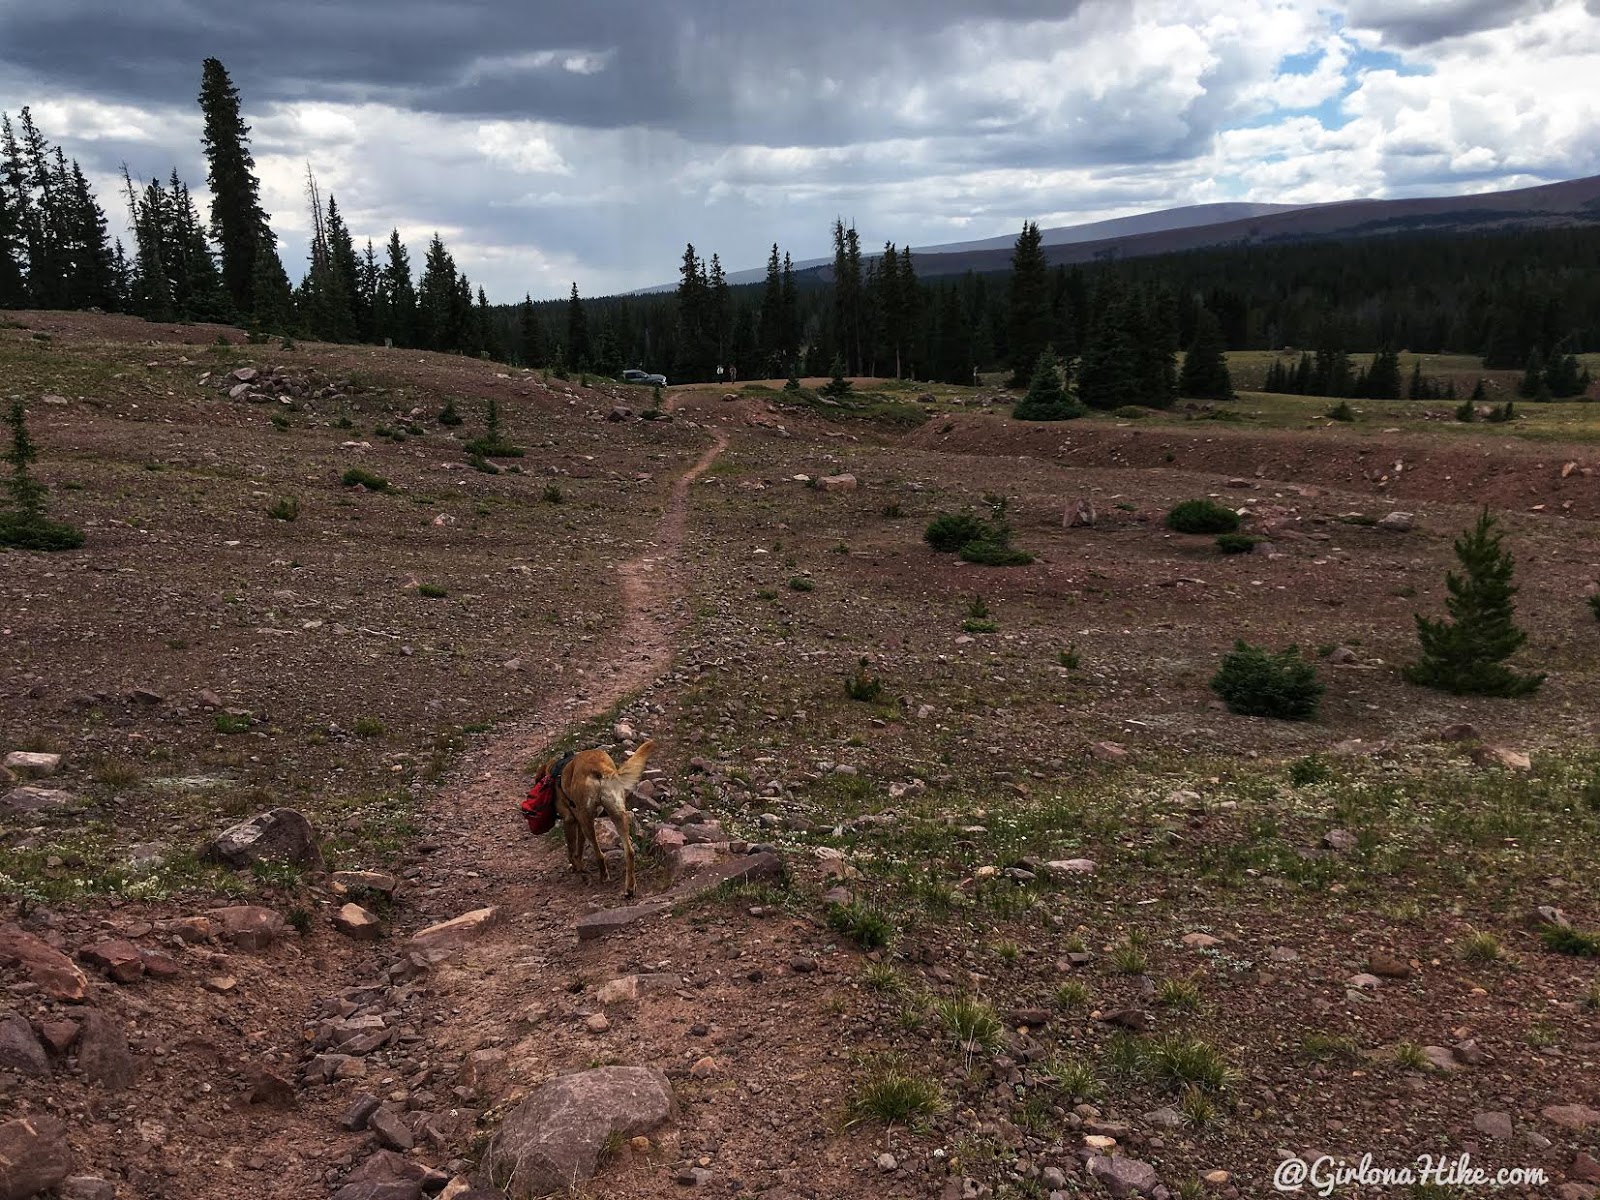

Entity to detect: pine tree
[1404,509,1544,697]
[198,58,273,316]
[1470,378,1487,402]
[376,230,416,347]
[674,243,710,381]
[518,293,543,366]
[566,282,590,368]
[1077,282,1142,410]
[416,234,457,352]
[1517,348,1545,399]
[1005,221,1051,388]
[779,251,798,367]
[1011,347,1082,421]
[830,219,864,375]
[249,230,294,335]
[1,399,83,550]
[757,243,783,374]
[0,115,26,306]
[297,170,353,341]
[1178,308,1234,400]
[1363,346,1402,399]
[1136,285,1179,407]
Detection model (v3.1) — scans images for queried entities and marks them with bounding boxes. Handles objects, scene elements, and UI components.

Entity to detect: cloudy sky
[2,0,1597,302]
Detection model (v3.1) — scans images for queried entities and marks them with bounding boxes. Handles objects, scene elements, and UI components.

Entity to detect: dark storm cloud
[0,0,1085,144]
[1344,0,1555,46]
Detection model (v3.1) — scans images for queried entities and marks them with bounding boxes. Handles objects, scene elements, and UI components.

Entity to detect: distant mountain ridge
[638,174,1600,292]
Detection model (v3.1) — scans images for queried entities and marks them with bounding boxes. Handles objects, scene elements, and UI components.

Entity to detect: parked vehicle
[622,368,668,386]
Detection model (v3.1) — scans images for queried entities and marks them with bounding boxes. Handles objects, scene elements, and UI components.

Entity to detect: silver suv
[622,368,667,386]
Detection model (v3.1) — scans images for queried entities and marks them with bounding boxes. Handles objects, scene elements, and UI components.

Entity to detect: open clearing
[2,312,1598,1200]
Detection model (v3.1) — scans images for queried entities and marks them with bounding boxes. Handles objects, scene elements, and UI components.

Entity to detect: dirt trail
[403,395,729,930]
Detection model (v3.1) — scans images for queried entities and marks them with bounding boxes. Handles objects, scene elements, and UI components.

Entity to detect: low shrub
[268,497,299,521]
[1326,400,1356,421]
[1167,499,1241,534]
[925,511,995,551]
[1542,926,1600,957]
[1210,641,1324,719]
[827,899,893,947]
[847,1067,945,1125]
[959,540,1034,566]
[341,467,389,491]
[844,658,883,702]
[1216,532,1257,554]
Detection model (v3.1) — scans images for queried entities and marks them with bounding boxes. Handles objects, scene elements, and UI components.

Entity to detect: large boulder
[202,808,323,870]
[1087,1154,1161,1198]
[0,924,88,1002]
[479,1067,675,1197]
[0,1115,71,1200]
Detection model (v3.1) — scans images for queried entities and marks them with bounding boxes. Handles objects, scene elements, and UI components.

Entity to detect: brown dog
[537,740,654,897]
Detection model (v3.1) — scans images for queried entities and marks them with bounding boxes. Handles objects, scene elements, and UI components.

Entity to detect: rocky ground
[1,311,1598,1200]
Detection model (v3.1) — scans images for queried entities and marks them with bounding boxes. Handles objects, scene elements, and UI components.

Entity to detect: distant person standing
[729,364,737,383]
[716,364,724,387]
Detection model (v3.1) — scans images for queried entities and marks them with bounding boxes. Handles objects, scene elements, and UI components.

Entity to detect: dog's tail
[614,739,654,789]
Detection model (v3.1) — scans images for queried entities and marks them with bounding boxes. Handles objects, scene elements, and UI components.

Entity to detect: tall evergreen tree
[1005,221,1051,388]
[197,57,273,316]
[249,230,294,334]
[707,254,729,372]
[566,281,590,368]
[779,251,799,369]
[830,219,864,375]
[1404,509,1544,697]
[674,243,711,381]
[1363,345,1403,399]
[416,234,457,352]
[376,229,416,347]
[0,115,27,306]
[757,242,783,374]
[518,293,544,366]
[1077,281,1142,410]
[1178,308,1234,400]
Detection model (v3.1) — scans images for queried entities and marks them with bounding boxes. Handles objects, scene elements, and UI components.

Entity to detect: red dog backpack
[520,752,573,835]
[521,775,558,834]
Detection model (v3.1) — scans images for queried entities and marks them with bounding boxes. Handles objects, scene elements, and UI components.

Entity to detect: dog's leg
[561,800,586,879]
[579,787,607,882]
[620,807,636,898]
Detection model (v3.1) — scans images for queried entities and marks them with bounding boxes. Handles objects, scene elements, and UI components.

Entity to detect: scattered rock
[333,904,384,942]
[75,1011,133,1091]
[1090,741,1128,763]
[1086,1153,1161,1198]
[1472,1111,1514,1139]
[0,1013,51,1078]
[2,786,75,814]
[0,1115,71,1199]
[1043,859,1098,879]
[410,907,501,952]
[205,905,286,952]
[329,870,400,899]
[79,939,145,984]
[478,1067,676,1197]
[1181,933,1221,949]
[0,924,89,1002]
[368,1106,415,1152]
[1439,722,1480,743]
[1098,1008,1152,1033]
[244,1067,296,1107]
[1376,511,1414,532]
[57,1178,116,1200]
[817,473,858,492]
[1367,951,1412,979]
[1543,1104,1600,1131]
[202,808,323,869]
[1,751,61,777]
[1470,745,1532,771]
[1327,645,1359,664]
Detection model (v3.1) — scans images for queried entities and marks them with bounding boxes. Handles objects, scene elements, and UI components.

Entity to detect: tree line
[2,57,1596,395]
